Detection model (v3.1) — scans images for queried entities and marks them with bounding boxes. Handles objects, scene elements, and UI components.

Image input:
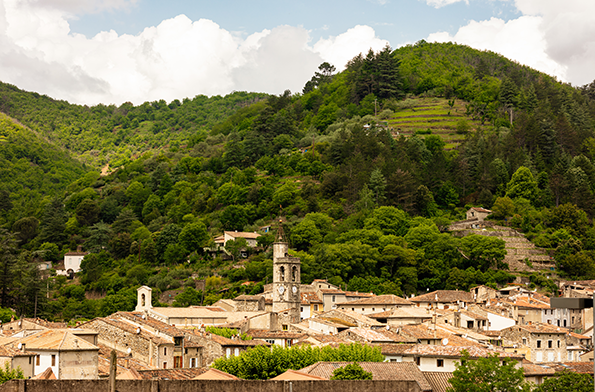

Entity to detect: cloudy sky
[0,0,593,105]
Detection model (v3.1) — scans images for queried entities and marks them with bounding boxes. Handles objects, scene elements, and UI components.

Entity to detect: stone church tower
[272,221,301,323]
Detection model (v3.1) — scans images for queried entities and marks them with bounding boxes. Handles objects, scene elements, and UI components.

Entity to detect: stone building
[336,294,412,315]
[8,329,99,379]
[81,312,203,370]
[466,207,492,221]
[0,345,36,378]
[271,223,301,324]
[499,323,568,363]
[410,290,474,310]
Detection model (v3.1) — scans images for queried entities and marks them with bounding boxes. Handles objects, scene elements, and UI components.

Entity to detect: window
[332,296,336,302]
[300,307,303,312]
[234,348,240,356]
[536,340,541,348]
[163,362,167,369]
[164,348,167,355]
[437,359,444,367]
[51,355,56,366]
[313,305,318,311]
[280,266,285,281]
[292,266,297,282]
[226,348,231,358]
[415,357,420,365]
[29,357,32,364]
[190,358,196,368]
[36,356,40,366]
[522,338,527,345]
[548,340,553,349]
[282,324,288,331]
[557,340,560,348]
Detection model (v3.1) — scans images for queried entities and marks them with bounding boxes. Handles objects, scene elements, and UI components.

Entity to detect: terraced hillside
[450,224,555,273]
[387,97,481,149]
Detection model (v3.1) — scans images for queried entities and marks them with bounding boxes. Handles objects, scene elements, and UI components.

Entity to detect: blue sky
[0,0,593,105]
[68,0,519,46]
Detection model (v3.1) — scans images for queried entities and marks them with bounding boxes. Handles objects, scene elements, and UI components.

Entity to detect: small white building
[62,249,87,275]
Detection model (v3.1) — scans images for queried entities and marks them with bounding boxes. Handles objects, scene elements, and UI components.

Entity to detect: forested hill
[0,113,86,220]
[0,84,269,167]
[1,41,595,321]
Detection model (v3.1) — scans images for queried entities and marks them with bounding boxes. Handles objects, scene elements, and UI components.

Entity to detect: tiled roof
[15,330,98,351]
[369,307,433,319]
[319,309,383,326]
[337,294,411,306]
[522,362,556,376]
[399,324,449,341]
[514,323,567,334]
[295,334,349,346]
[149,307,229,319]
[245,329,303,339]
[0,345,35,357]
[32,367,57,380]
[224,231,260,239]
[84,317,171,345]
[234,295,264,301]
[188,330,268,347]
[343,291,376,298]
[116,312,185,337]
[410,290,473,303]
[194,368,239,380]
[377,344,524,360]
[548,362,594,374]
[319,289,345,294]
[343,328,395,342]
[64,251,87,256]
[422,371,453,392]
[3,318,67,330]
[136,368,209,380]
[271,369,326,380]
[299,361,432,390]
[301,292,323,304]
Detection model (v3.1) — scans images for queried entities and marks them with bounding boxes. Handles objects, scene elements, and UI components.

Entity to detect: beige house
[369,307,433,327]
[410,290,474,310]
[499,323,568,363]
[377,344,523,372]
[466,207,492,221]
[0,345,36,378]
[336,294,412,315]
[9,329,99,379]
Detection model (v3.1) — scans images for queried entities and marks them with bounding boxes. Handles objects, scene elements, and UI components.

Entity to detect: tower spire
[276,218,286,243]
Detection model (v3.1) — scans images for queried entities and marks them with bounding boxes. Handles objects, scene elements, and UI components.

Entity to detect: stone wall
[83,319,168,368]
[0,379,424,392]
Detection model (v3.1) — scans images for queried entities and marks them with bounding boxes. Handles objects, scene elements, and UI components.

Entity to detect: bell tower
[272,220,301,323]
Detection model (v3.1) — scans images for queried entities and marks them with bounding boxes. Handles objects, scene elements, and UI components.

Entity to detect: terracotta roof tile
[15,329,98,351]
[410,290,473,303]
[299,361,432,390]
[135,368,209,380]
[245,329,303,339]
[422,371,453,392]
[337,294,411,306]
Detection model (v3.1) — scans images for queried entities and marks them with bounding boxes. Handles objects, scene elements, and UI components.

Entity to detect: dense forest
[1,41,595,322]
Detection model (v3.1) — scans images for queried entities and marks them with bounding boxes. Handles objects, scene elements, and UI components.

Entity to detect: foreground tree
[447,351,530,392]
[330,362,373,380]
[212,343,383,380]
[534,371,592,392]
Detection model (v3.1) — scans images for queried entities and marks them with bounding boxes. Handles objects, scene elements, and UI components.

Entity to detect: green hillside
[0,41,594,321]
[0,113,86,221]
[387,97,481,149]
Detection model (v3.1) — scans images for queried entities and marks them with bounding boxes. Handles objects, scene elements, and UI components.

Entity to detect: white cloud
[0,0,388,105]
[513,0,595,86]
[428,16,567,82]
[427,0,595,86]
[424,0,468,9]
[314,25,389,69]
